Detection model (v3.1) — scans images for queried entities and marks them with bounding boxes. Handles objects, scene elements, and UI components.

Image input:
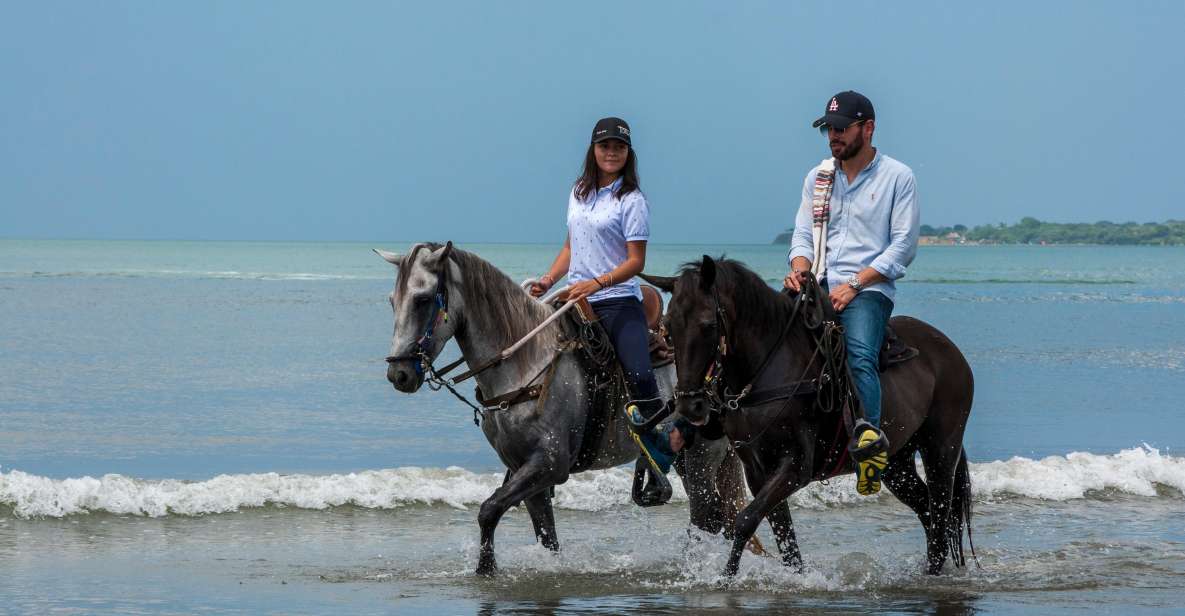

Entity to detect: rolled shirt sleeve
[868,170,920,281]
[788,169,817,266]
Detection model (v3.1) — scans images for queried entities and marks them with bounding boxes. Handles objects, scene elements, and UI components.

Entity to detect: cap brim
[812,114,858,130]
[592,135,630,144]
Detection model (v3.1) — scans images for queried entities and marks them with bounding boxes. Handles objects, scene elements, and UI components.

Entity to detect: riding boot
[625,398,677,474]
[625,397,672,434]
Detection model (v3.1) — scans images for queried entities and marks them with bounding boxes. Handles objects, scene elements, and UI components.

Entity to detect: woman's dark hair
[573,142,640,203]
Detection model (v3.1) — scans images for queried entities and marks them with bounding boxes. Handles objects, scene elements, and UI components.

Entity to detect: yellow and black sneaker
[849,424,889,496]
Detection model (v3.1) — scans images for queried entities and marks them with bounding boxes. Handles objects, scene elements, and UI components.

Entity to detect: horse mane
[676,256,794,330]
[400,242,557,368]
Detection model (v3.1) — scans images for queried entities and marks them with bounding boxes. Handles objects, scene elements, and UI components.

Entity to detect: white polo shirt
[566,177,650,303]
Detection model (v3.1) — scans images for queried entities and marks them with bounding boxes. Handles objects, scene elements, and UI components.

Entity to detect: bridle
[672,284,732,409]
[673,271,831,415]
[385,262,452,377]
[670,266,888,481]
[381,255,573,427]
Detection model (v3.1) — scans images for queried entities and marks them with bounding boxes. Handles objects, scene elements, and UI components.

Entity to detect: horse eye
[413,294,432,306]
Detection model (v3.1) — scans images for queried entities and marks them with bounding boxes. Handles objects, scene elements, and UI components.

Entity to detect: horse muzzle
[387,359,424,393]
[675,396,711,426]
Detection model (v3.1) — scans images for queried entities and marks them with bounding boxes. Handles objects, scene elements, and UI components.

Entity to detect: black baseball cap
[591,117,631,145]
[812,91,875,130]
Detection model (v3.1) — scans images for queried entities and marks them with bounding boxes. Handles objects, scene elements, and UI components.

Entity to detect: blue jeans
[591,297,659,401]
[832,288,893,428]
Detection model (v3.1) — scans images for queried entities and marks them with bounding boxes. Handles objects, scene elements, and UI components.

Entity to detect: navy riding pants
[590,296,660,401]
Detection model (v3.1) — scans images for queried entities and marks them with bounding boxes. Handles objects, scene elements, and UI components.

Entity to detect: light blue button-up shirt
[567,177,650,303]
[789,151,919,302]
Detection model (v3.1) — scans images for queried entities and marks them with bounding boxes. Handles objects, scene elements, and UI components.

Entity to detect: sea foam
[1,446,1180,519]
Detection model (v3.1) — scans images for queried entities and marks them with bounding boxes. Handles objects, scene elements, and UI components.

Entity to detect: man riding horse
[784,91,920,495]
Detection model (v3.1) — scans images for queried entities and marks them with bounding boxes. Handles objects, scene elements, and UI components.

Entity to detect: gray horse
[375,242,751,575]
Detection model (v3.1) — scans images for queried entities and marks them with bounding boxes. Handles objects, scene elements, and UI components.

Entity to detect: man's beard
[831,131,864,161]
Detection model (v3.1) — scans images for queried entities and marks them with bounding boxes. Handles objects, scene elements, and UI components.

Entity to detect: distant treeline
[951,218,1185,245]
[773,218,1185,245]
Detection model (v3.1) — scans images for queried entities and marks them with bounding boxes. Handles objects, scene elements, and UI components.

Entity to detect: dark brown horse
[643,256,975,576]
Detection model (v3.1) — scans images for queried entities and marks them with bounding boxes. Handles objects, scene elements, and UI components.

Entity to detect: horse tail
[949,448,979,568]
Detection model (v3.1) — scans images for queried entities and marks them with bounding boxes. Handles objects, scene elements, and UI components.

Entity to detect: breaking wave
[1,446,1180,519]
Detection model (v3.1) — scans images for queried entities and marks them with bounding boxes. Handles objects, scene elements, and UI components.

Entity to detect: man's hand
[566,279,603,302]
[783,270,809,292]
[784,257,812,292]
[830,283,857,312]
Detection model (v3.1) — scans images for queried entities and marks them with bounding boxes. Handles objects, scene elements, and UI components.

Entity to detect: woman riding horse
[529,117,687,470]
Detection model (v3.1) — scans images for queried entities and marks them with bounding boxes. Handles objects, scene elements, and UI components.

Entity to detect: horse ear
[638,273,675,292]
[373,249,403,266]
[426,241,455,270]
[699,255,717,291]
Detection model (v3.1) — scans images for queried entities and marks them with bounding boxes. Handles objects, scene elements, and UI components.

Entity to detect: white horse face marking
[377,244,459,391]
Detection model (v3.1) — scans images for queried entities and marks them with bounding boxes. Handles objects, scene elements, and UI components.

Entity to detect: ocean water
[1,239,1183,614]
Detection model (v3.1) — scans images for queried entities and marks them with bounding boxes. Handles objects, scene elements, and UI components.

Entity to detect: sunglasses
[818,120,867,137]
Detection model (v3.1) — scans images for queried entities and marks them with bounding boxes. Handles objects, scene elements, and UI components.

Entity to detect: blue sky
[2,1,1182,243]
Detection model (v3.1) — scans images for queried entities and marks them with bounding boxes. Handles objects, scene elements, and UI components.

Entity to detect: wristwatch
[846,275,864,291]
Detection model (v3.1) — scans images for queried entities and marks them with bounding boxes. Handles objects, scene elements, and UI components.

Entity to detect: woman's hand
[529,275,554,298]
[566,279,603,302]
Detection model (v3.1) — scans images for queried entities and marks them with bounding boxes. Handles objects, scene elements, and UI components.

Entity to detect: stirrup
[631,457,672,507]
[847,422,888,462]
[852,427,888,496]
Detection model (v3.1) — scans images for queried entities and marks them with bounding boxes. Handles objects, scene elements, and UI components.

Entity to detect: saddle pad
[879,324,920,372]
[640,285,664,332]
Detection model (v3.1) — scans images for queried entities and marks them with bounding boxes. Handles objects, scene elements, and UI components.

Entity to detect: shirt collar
[837,149,882,187]
[867,149,882,173]
[597,177,623,194]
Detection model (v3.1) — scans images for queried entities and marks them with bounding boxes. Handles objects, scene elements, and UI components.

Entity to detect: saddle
[641,285,674,367]
[542,285,673,475]
[809,287,918,373]
[546,285,672,369]
[879,324,919,372]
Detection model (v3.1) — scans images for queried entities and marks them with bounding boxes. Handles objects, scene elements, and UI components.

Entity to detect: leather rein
[384,261,571,425]
[674,273,845,420]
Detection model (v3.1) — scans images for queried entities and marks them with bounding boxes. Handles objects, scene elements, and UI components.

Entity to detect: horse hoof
[782,553,804,573]
[476,561,498,576]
